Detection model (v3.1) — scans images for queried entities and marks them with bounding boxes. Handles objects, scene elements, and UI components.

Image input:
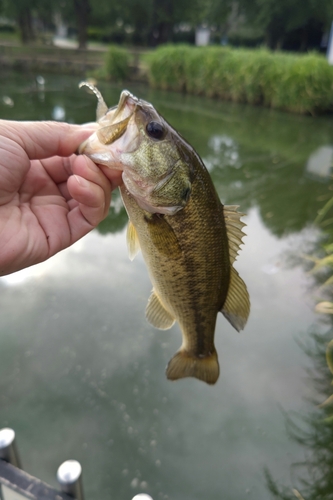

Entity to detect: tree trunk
[264,30,272,49]
[299,27,309,51]
[275,36,284,50]
[157,20,172,44]
[18,8,35,44]
[149,0,173,46]
[73,0,90,50]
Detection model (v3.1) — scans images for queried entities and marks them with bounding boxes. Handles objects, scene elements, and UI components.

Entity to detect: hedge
[147,45,333,114]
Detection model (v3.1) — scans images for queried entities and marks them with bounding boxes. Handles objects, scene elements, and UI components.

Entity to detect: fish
[78,82,250,385]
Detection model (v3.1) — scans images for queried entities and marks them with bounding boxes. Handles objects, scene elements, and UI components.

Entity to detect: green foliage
[97,205,128,235]
[103,45,131,81]
[238,0,333,50]
[88,0,202,46]
[264,332,333,500]
[148,45,333,114]
[310,194,333,315]
[147,44,191,91]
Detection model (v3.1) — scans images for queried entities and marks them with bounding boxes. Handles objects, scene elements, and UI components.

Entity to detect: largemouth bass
[79,82,250,385]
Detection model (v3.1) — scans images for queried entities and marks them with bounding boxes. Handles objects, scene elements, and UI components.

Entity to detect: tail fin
[166,349,219,385]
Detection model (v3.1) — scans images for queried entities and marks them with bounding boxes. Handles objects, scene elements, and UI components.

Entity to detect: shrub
[147,45,333,114]
[147,44,191,91]
[104,45,131,82]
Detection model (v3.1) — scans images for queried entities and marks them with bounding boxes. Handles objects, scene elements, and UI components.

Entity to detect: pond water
[1,70,333,500]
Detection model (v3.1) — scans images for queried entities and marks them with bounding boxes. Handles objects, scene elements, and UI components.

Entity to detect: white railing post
[0,428,21,468]
[57,460,84,500]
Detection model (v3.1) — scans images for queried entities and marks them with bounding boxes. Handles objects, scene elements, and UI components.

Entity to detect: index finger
[0,120,97,160]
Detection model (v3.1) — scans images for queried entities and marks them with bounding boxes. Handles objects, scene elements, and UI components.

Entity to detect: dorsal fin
[224,205,246,265]
[221,205,250,331]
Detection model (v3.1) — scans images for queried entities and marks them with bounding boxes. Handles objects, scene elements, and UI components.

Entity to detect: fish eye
[146,121,165,140]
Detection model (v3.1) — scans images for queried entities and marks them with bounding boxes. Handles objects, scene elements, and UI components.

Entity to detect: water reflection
[264,174,333,499]
[265,328,333,500]
[52,105,65,121]
[96,192,128,235]
[0,70,332,500]
[305,146,333,181]
[2,96,14,107]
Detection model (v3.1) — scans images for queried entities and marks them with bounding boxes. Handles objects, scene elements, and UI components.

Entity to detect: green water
[1,70,333,500]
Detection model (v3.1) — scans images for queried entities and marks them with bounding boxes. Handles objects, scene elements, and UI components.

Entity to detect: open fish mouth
[111,90,138,122]
[96,90,138,145]
[79,81,138,128]
[78,83,139,165]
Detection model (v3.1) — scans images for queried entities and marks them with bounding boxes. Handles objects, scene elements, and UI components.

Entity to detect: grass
[147,45,333,114]
[0,31,19,43]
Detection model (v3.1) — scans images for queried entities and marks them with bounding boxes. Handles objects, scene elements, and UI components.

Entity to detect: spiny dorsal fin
[221,267,250,331]
[224,205,246,265]
[146,290,175,330]
[126,220,140,261]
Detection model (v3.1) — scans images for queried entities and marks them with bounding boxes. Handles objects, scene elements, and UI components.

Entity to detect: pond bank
[0,43,147,81]
[3,42,333,115]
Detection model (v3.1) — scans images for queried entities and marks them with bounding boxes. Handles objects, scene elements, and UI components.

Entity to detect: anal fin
[146,290,175,330]
[222,266,250,331]
[166,348,219,385]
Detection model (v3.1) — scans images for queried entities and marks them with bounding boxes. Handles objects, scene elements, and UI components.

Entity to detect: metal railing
[0,428,152,500]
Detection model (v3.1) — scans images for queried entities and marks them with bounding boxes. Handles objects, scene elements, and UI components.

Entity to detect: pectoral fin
[126,220,140,261]
[146,290,175,330]
[145,214,182,259]
[221,266,250,331]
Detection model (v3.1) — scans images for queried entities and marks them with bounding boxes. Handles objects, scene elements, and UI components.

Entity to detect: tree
[73,0,90,49]
[1,0,36,43]
[239,0,333,50]
[54,0,91,49]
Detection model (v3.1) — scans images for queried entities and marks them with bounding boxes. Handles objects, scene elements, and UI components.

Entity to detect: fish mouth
[112,90,138,123]
[78,89,139,164]
[97,90,138,141]
[95,96,136,148]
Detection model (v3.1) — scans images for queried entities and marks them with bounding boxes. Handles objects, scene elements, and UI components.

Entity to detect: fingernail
[83,154,100,173]
[74,175,89,187]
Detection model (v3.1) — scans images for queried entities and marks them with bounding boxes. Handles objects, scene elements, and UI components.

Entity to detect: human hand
[0,120,123,276]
